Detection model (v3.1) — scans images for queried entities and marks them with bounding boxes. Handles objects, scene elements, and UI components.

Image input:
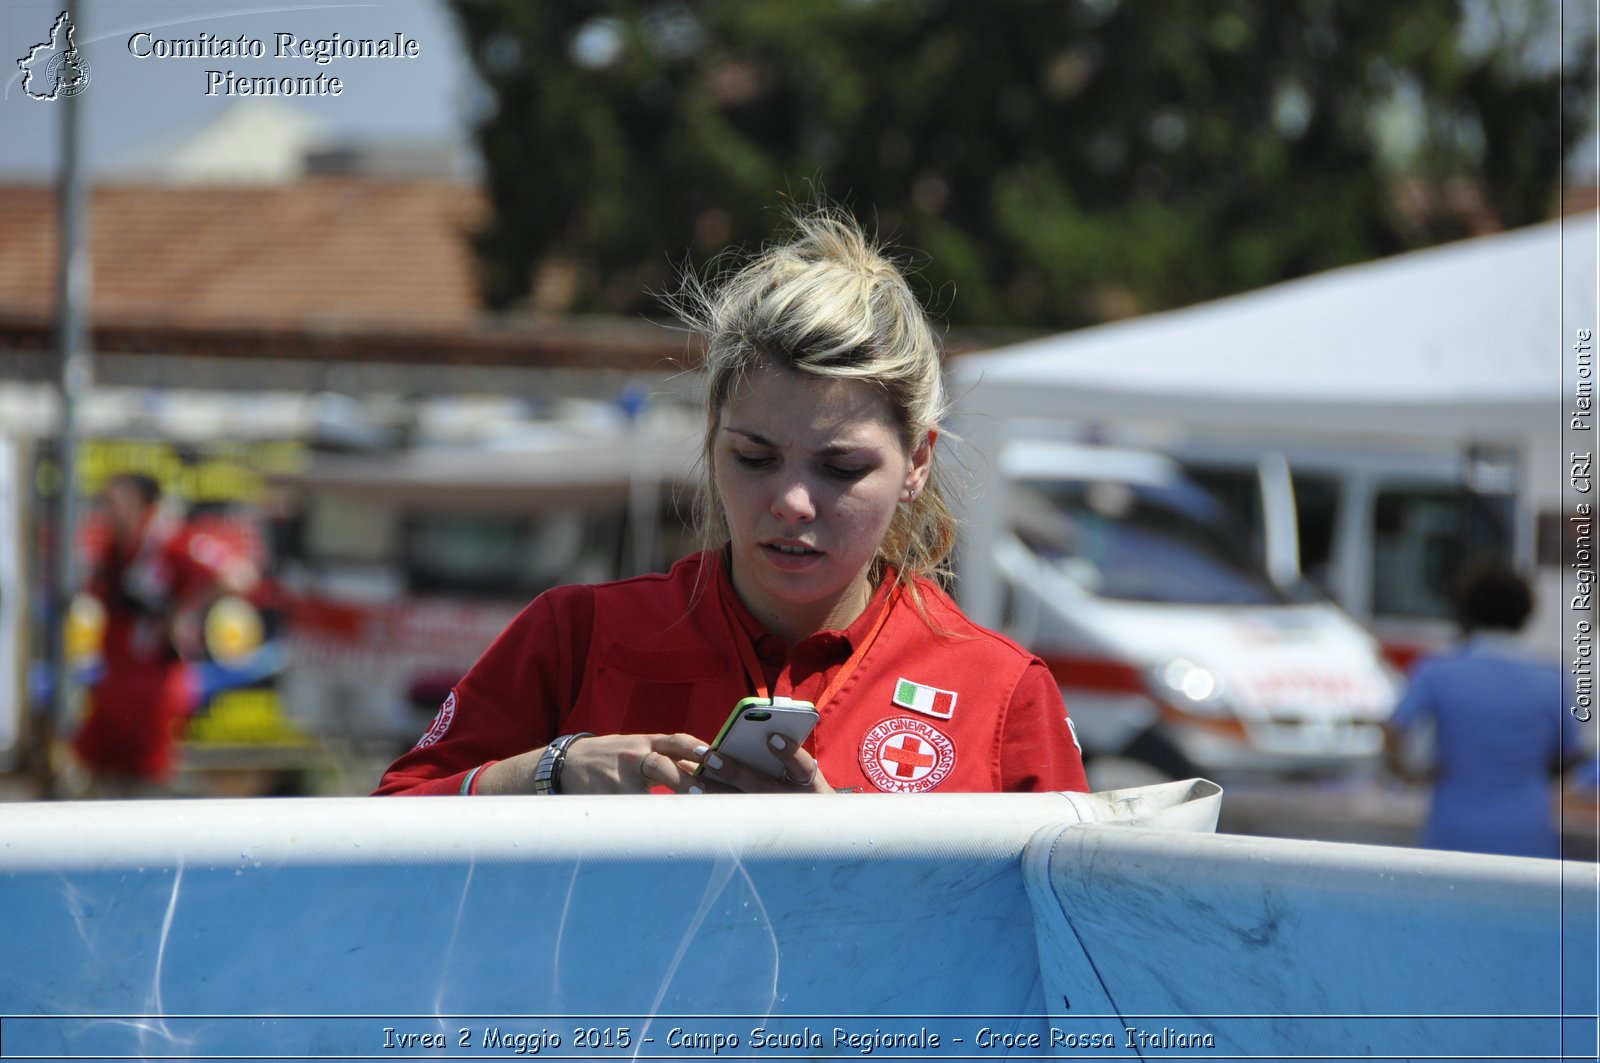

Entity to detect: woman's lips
[761,540,823,569]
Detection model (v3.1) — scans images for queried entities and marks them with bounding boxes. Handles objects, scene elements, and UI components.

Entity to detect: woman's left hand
[700,733,834,795]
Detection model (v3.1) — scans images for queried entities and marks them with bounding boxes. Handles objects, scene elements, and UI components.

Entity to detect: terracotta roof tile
[0,178,488,330]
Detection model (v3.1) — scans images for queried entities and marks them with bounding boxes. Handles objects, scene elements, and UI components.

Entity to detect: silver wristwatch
[532,732,593,795]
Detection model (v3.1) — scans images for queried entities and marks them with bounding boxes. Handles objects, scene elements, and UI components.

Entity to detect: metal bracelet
[532,732,594,795]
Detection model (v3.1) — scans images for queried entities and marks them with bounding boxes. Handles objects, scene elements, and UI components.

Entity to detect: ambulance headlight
[1148,658,1231,716]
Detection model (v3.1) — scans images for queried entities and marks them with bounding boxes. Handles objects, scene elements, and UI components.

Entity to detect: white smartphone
[701,696,819,780]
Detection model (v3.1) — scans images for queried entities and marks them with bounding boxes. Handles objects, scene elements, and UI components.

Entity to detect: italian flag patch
[893,677,957,720]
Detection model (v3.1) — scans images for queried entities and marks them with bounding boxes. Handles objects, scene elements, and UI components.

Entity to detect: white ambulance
[992,438,1401,788]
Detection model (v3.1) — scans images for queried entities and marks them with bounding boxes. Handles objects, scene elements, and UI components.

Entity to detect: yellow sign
[79,439,304,504]
[186,688,307,747]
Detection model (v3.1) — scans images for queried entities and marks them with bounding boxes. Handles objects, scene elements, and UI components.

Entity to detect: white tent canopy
[954,214,1595,445]
[950,214,1598,626]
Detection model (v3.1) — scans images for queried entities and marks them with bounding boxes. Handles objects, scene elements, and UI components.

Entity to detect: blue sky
[1,0,480,178]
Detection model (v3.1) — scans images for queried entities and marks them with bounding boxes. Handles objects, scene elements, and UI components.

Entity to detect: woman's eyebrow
[723,425,775,446]
[816,442,878,458]
[725,425,879,455]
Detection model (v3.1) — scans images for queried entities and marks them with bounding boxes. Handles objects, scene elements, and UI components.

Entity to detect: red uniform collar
[708,548,900,704]
[710,547,897,656]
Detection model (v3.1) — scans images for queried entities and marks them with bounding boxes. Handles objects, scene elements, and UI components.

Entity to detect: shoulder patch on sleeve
[415,690,457,749]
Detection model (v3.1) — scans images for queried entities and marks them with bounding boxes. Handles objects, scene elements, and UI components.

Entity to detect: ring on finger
[782,770,813,786]
[638,752,653,782]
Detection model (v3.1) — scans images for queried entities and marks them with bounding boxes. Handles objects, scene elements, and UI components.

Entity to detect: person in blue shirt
[1383,564,1579,858]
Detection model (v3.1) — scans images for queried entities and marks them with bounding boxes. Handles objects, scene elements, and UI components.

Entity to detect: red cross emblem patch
[860,716,956,793]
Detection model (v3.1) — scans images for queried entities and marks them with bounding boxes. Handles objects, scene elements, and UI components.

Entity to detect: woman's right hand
[476,733,717,795]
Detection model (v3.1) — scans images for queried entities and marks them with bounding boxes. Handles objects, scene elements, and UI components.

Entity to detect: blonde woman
[377,209,1086,796]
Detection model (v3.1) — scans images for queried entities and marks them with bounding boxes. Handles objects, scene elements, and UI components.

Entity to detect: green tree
[451,0,1594,329]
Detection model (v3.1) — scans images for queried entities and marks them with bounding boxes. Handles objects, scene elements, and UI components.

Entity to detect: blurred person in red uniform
[377,208,1088,797]
[71,472,258,796]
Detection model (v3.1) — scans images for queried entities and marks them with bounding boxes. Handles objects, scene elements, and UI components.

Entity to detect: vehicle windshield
[1011,476,1291,606]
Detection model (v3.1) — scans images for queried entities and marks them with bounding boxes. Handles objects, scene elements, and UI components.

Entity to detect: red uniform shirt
[376,551,1087,795]
[75,517,233,781]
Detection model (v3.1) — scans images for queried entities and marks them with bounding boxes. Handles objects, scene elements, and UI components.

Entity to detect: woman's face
[714,365,932,643]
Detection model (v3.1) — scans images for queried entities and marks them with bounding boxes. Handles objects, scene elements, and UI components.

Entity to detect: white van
[994,439,1401,787]
[1173,439,1528,669]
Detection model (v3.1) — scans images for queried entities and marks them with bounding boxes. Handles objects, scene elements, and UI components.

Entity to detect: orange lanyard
[726,583,900,710]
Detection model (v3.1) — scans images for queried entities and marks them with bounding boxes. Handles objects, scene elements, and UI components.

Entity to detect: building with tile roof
[0,175,697,394]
